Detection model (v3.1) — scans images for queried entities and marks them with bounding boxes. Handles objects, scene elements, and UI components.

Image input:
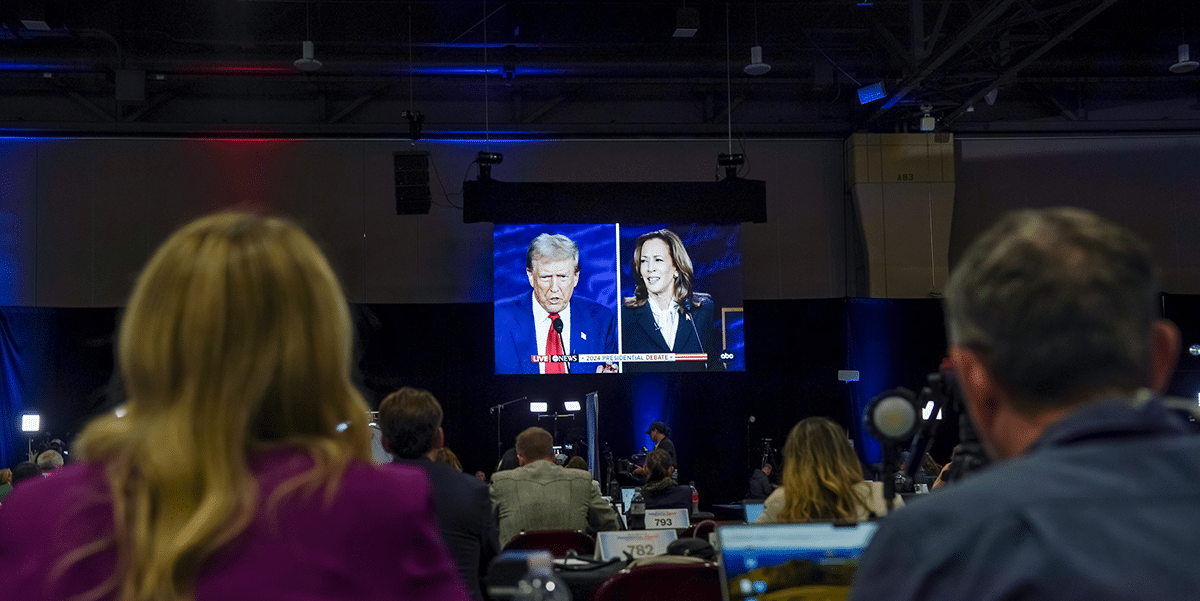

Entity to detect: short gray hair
[944,207,1160,410]
[526,234,580,272]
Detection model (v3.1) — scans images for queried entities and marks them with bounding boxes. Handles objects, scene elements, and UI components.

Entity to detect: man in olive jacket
[490,427,619,548]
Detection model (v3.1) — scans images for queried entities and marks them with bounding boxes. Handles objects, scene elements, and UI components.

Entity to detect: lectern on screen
[493,223,744,375]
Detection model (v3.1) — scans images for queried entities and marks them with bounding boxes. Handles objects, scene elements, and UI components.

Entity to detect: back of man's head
[377,387,443,459]
[945,207,1160,411]
[12,461,39,485]
[36,449,64,473]
[515,427,555,463]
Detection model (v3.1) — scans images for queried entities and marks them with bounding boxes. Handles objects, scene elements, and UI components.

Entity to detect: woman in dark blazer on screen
[621,229,721,372]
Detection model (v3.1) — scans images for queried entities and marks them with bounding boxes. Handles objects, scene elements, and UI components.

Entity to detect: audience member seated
[378,386,499,601]
[626,449,693,530]
[35,450,64,474]
[747,463,774,500]
[435,446,463,472]
[494,448,520,476]
[0,212,468,601]
[849,208,1200,601]
[10,461,40,487]
[759,417,902,523]
[491,427,619,548]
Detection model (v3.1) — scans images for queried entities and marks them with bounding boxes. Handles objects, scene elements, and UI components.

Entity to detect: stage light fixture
[744,45,771,76]
[563,400,582,412]
[674,7,699,38]
[919,104,935,132]
[530,401,548,413]
[718,153,745,179]
[857,82,886,105]
[476,151,503,180]
[1171,43,1199,73]
[21,413,40,432]
[294,41,323,72]
[984,88,999,106]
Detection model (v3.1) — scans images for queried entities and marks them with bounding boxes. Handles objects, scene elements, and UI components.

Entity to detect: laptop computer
[621,486,637,509]
[742,501,765,524]
[715,521,879,601]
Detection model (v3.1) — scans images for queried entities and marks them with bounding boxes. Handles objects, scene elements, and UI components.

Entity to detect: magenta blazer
[0,448,470,601]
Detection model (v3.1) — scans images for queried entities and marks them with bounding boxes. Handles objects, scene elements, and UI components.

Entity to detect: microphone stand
[489,396,528,457]
[681,301,712,371]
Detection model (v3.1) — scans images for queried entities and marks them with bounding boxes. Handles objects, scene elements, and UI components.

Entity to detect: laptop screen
[743,502,764,524]
[715,521,879,601]
[621,487,637,509]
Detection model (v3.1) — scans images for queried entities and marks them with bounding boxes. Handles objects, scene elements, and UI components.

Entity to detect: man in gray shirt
[850,207,1199,601]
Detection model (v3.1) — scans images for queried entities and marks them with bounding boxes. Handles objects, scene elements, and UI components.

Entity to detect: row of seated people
[5,207,1176,601]
[0,213,905,601]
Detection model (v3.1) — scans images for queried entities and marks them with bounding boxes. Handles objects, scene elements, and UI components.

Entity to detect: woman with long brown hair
[0,213,468,601]
[758,417,901,523]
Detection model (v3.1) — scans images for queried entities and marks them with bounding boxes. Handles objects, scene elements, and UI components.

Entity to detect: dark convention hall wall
[955,135,1200,294]
[0,137,847,307]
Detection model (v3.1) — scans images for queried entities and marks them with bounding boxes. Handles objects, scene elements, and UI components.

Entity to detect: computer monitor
[621,487,637,509]
[742,501,764,524]
[715,521,879,601]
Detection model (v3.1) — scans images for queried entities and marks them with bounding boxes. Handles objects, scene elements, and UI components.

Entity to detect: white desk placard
[596,530,678,561]
[644,507,690,530]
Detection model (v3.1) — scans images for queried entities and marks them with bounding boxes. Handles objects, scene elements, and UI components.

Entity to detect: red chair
[681,519,742,542]
[592,561,722,601]
[503,529,596,556]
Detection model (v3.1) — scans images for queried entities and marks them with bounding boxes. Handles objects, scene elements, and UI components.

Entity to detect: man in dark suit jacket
[378,387,499,601]
[748,464,774,500]
[621,297,719,371]
[494,233,617,374]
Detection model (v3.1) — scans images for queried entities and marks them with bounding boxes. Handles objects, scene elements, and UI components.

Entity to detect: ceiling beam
[942,0,1119,126]
[862,0,1020,126]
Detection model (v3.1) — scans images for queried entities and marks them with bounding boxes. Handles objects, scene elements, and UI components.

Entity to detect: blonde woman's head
[778,417,868,523]
[73,212,371,601]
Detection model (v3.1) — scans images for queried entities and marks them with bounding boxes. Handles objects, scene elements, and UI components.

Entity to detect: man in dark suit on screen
[494,233,617,374]
[377,387,499,601]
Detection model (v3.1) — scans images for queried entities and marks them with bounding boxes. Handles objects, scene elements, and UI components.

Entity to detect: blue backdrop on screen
[619,224,744,371]
[494,224,620,375]
[494,224,618,304]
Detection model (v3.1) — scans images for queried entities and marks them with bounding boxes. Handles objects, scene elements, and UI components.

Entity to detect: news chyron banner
[493,223,744,375]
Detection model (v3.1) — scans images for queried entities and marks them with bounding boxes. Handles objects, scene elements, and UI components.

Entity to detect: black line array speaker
[394,151,432,214]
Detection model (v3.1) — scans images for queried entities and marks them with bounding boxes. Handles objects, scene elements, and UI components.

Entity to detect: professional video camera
[864,359,990,498]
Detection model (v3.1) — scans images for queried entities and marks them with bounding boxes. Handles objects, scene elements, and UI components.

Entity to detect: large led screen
[494,223,743,374]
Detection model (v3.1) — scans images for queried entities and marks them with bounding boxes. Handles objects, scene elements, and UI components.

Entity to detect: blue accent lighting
[631,373,668,453]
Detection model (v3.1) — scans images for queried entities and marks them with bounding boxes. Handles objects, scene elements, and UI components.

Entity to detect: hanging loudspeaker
[394,151,431,215]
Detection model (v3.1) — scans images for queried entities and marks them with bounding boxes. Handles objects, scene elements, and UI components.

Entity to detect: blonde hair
[777,417,869,523]
[67,213,372,601]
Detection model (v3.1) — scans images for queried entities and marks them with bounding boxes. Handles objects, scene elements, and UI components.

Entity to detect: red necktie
[546,313,566,374]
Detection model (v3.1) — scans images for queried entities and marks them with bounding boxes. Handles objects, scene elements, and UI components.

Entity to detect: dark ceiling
[2,0,1198,137]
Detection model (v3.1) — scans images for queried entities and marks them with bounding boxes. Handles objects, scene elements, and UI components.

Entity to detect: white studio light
[114,406,128,418]
[21,413,40,433]
[563,400,582,412]
[530,401,549,413]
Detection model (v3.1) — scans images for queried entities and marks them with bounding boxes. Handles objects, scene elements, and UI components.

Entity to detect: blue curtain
[0,309,29,467]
